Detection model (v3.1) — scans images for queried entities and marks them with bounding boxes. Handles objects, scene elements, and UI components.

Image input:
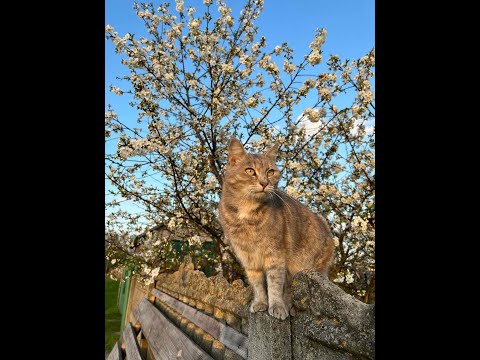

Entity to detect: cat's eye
[266,169,275,177]
[245,168,256,176]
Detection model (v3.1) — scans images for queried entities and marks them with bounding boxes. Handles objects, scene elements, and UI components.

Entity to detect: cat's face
[224,138,281,200]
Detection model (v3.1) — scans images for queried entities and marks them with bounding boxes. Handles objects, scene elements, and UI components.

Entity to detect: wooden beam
[151,288,247,359]
[138,334,149,360]
[134,298,214,360]
[123,322,144,360]
[107,341,123,360]
[133,321,142,332]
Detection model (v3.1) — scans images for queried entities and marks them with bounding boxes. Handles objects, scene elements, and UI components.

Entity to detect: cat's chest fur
[236,205,253,221]
[221,201,277,249]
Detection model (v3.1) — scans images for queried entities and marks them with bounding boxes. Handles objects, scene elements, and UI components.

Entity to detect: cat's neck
[224,196,268,223]
[222,189,277,220]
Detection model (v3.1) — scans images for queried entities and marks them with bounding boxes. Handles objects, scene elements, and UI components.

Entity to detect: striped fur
[218,139,335,320]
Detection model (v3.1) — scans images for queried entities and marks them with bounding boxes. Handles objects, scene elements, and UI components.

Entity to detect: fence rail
[107,257,375,360]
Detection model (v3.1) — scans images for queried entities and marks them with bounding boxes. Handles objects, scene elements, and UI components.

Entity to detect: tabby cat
[218,138,335,320]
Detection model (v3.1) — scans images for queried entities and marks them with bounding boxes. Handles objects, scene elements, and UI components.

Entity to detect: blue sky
[105,0,375,229]
[105,0,375,127]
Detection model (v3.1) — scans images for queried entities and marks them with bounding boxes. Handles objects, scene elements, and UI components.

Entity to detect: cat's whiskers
[267,192,274,201]
[238,188,254,205]
[238,185,266,209]
[272,190,297,218]
[275,189,302,202]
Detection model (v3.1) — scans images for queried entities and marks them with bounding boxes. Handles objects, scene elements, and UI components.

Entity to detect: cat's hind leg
[284,273,297,316]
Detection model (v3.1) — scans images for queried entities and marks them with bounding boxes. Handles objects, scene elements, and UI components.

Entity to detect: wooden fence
[107,257,375,360]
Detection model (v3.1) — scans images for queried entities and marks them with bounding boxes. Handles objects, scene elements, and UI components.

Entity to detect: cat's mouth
[251,190,271,198]
[247,186,273,199]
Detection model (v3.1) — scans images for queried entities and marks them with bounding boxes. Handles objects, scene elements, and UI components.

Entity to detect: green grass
[105,276,123,354]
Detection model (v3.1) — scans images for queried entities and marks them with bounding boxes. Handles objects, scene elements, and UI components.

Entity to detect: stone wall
[291,271,375,359]
[125,256,375,359]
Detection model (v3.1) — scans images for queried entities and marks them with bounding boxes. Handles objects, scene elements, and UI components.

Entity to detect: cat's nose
[260,180,268,190]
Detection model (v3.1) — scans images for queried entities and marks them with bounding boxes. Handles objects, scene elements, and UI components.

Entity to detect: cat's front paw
[268,301,289,320]
[250,300,268,313]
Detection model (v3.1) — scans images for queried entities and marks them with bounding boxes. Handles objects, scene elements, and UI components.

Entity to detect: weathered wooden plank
[135,298,214,360]
[151,288,248,359]
[107,341,123,360]
[123,322,143,360]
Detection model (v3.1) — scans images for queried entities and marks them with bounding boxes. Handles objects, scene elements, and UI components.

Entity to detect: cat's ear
[265,143,280,160]
[228,138,247,164]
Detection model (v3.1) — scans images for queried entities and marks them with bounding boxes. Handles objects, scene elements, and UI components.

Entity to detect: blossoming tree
[105,0,375,302]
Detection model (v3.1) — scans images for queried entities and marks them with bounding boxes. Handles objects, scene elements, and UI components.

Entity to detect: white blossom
[109,86,123,95]
[105,1,375,300]
[345,273,354,284]
[164,73,175,81]
[189,18,201,30]
[309,28,327,51]
[245,97,258,108]
[175,0,184,12]
[303,108,325,123]
[283,60,296,74]
[307,52,322,66]
[352,216,369,233]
